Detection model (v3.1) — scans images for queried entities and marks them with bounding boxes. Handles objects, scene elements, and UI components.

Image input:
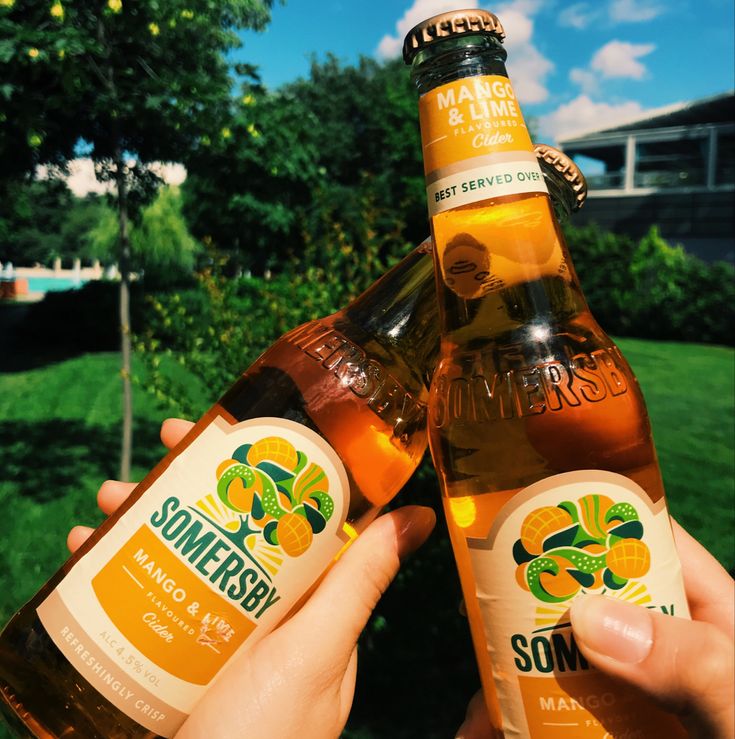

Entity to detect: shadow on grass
[0,283,145,373]
[0,301,94,373]
[0,419,164,500]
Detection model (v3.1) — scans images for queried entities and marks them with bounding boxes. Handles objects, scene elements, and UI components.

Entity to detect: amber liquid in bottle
[0,245,436,739]
[407,14,690,739]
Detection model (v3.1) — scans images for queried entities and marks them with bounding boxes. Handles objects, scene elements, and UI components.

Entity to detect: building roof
[559,91,734,145]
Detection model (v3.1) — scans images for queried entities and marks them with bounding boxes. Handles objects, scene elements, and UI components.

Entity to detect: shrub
[565,223,735,346]
[135,252,378,416]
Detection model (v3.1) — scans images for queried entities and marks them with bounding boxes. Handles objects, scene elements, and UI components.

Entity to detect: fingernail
[571,595,653,664]
[395,506,436,561]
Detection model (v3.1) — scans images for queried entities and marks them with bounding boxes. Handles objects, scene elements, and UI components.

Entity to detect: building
[558,91,735,262]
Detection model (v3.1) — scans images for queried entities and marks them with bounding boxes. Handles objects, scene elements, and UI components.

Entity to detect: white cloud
[609,0,664,23]
[591,40,655,79]
[538,94,645,142]
[569,67,598,95]
[376,0,480,60]
[491,1,554,104]
[54,159,113,197]
[375,0,554,104]
[148,162,187,188]
[37,159,187,197]
[559,3,597,29]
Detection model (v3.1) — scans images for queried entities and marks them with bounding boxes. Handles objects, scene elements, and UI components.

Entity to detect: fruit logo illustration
[186,435,337,584]
[513,494,650,604]
[213,436,334,558]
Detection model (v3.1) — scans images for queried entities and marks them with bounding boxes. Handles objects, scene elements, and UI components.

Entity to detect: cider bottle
[404,10,690,738]
[0,248,435,739]
[0,145,586,739]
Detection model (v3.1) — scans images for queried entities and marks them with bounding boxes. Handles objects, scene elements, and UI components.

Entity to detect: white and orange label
[37,417,352,737]
[419,74,547,216]
[460,471,689,738]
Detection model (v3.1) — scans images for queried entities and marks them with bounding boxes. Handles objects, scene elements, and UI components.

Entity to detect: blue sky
[235,0,735,143]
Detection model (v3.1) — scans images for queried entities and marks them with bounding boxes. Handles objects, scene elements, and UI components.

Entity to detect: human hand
[454,519,735,739]
[68,418,436,739]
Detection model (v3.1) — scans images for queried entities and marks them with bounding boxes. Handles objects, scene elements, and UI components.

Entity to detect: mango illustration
[246,436,298,471]
[520,506,574,556]
[606,538,651,579]
[276,512,314,557]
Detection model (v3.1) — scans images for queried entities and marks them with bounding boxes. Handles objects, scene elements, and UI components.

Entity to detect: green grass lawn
[0,341,732,738]
[616,337,735,566]
[0,354,175,627]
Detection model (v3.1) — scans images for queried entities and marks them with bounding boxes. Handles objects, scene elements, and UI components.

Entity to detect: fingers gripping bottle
[404,10,690,739]
[0,145,586,739]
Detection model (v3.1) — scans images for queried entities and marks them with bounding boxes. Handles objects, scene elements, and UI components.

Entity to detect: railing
[585,172,625,189]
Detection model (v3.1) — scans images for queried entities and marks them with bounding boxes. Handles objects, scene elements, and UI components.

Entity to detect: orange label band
[92,524,255,686]
[419,75,547,215]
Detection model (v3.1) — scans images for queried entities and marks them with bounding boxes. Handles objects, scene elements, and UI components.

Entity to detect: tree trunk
[115,150,133,482]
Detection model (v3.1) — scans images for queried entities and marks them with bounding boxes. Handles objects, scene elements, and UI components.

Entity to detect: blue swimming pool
[26,277,87,292]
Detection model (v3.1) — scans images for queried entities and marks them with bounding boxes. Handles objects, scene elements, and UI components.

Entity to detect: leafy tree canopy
[182,55,427,273]
[0,176,82,263]
[0,0,275,175]
[0,0,276,480]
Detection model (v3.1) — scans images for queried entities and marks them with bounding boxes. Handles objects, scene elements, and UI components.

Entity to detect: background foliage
[0,10,733,739]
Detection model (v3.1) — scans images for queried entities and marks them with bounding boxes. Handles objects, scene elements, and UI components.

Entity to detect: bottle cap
[534,143,588,212]
[402,9,505,65]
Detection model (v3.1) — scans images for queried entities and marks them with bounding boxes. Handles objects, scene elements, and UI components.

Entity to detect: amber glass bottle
[0,246,436,738]
[0,144,585,739]
[405,9,689,739]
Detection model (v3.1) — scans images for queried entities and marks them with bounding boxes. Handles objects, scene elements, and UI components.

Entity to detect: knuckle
[355,553,398,615]
[698,636,733,691]
[676,627,734,706]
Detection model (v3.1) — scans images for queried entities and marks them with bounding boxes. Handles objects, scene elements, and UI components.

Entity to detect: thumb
[288,505,436,668]
[176,507,436,739]
[571,595,735,738]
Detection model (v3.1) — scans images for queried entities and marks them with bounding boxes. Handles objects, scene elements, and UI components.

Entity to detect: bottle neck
[341,242,438,389]
[411,34,509,93]
[411,35,589,348]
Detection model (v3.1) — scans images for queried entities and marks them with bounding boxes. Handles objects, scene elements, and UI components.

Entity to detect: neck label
[419,75,547,216]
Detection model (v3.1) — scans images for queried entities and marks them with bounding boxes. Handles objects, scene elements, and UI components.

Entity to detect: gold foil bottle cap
[534,143,588,213]
[402,9,506,64]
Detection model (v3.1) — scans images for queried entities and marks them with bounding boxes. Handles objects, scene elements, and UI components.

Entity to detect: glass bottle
[0,143,585,739]
[405,9,689,739]
[0,247,434,738]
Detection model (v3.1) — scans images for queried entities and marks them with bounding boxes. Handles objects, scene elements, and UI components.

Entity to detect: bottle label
[418,74,548,217]
[37,416,352,737]
[459,471,689,738]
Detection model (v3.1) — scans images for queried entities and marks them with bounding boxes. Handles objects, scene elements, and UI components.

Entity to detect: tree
[87,185,198,285]
[182,79,323,273]
[60,194,117,263]
[132,186,200,286]
[182,56,427,274]
[0,177,73,264]
[0,0,275,479]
